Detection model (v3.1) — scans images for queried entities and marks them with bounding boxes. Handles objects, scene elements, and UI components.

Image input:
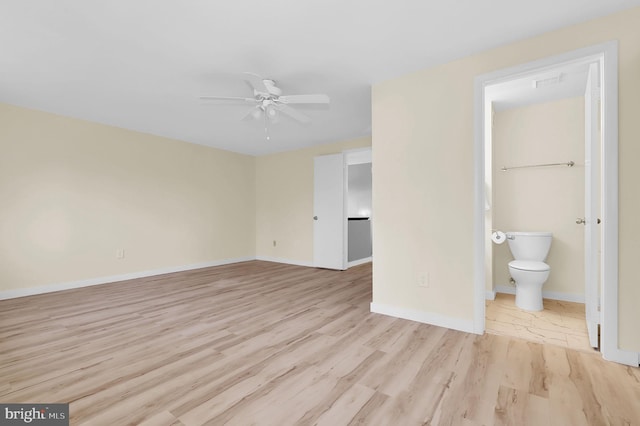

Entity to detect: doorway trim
[473,41,636,366]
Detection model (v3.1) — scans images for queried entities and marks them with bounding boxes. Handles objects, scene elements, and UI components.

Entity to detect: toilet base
[515,283,544,311]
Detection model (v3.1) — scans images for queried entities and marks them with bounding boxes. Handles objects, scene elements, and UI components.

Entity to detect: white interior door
[313,153,346,270]
[584,62,600,349]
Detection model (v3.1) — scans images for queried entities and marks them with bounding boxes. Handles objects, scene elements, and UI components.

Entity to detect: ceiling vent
[532,73,564,88]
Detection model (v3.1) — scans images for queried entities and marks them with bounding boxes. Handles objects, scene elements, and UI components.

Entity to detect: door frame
[584,61,600,349]
[473,41,636,366]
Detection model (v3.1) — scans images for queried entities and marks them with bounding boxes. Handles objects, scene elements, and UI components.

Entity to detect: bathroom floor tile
[486,293,596,354]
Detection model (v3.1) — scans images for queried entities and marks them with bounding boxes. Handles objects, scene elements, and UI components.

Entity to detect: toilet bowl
[506,232,552,311]
[508,260,550,311]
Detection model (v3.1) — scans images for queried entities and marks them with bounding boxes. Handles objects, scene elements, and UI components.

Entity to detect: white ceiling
[2,1,639,156]
[488,62,591,112]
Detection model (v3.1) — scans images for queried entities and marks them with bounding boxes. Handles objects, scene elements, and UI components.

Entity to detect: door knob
[313,216,318,220]
[576,218,586,225]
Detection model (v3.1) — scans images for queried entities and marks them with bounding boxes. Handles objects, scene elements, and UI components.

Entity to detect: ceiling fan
[199,72,330,140]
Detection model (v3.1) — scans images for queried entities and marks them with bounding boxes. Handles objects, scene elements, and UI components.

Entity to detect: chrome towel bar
[500,160,575,172]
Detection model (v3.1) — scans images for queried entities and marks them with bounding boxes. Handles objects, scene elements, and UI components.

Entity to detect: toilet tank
[506,232,553,261]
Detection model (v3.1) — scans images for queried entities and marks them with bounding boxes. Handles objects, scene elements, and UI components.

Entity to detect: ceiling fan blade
[278,94,330,104]
[274,104,311,124]
[243,72,270,94]
[199,96,256,103]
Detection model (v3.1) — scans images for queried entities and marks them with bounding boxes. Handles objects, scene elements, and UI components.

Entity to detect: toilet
[506,231,552,311]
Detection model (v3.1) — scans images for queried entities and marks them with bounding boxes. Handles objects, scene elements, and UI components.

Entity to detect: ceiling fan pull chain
[264,113,270,141]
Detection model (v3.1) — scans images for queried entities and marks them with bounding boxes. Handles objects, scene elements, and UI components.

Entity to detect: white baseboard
[493,285,516,296]
[0,257,254,301]
[257,255,373,269]
[543,290,585,303]
[370,302,474,334]
[348,257,372,268]
[1,256,319,301]
[485,290,496,301]
[495,285,585,303]
[255,256,314,268]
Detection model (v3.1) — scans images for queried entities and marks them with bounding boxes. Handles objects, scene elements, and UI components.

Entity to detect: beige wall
[372,7,640,351]
[492,98,585,296]
[0,102,369,292]
[0,103,256,291]
[255,137,371,264]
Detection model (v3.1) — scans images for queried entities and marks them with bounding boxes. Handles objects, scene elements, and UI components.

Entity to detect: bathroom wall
[492,97,585,299]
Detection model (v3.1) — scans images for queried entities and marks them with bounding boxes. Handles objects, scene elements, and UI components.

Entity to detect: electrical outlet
[273,240,277,247]
[116,249,125,259]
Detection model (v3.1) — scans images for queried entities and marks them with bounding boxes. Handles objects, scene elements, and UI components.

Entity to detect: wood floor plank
[494,386,550,426]
[1,260,638,425]
[314,383,376,426]
[346,390,389,425]
[580,351,640,424]
[564,350,609,425]
[137,411,184,426]
[428,332,509,425]
[543,345,591,426]
[501,338,534,391]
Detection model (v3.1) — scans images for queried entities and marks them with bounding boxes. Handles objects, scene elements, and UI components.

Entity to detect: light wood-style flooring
[1,261,639,425]
[486,293,593,353]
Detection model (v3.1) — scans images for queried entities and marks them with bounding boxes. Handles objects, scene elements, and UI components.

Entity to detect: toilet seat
[508,260,550,272]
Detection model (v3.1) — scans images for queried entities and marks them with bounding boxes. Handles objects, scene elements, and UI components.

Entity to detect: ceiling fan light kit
[200,72,330,140]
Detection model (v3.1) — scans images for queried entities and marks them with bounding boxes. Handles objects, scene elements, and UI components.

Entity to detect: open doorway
[312,147,372,270]
[483,61,596,353]
[346,151,372,268]
[473,42,638,366]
